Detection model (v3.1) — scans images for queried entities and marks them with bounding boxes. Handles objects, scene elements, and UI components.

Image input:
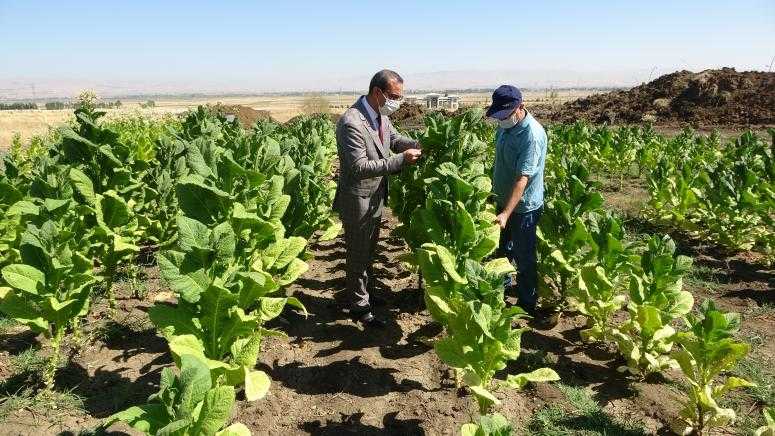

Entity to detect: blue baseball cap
[486,85,523,120]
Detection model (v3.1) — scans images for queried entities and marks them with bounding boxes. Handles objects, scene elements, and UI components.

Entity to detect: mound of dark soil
[389,103,426,128]
[550,68,775,126]
[210,104,273,128]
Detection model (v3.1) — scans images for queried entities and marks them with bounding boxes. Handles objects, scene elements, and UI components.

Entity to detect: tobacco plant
[672,300,755,435]
[105,354,251,436]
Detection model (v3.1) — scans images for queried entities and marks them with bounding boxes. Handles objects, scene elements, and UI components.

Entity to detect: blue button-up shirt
[492,111,547,214]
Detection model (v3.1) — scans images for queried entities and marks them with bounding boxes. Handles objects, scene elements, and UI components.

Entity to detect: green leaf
[277,258,308,286]
[285,296,308,316]
[503,368,560,390]
[272,237,307,270]
[148,304,200,338]
[177,354,213,416]
[177,175,232,225]
[460,423,479,436]
[244,369,271,402]
[0,287,49,333]
[7,200,39,217]
[483,258,515,277]
[211,221,237,263]
[216,423,253,436]
[434,336,467,368]
[319,220,342,241]
[97,191,132,228]
[468,385,500,407]
[259,297,287,321]
[157,250,207,303]
[104,404,168,434]
[177,215,211,252]
[156,418,192,436]
[69,168,95,204]
[433,244,467,284]
[191,385,235,435]
[2,264,45,295]
[168,335,207,363]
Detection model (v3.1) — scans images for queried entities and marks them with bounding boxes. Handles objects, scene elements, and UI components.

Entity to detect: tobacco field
[0,102,773,436]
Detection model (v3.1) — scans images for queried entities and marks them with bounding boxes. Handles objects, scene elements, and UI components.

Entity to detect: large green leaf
[148,303,200,339]
[0,287,48,333]
[2,264,45,295]
[69,168,96,205]
[157,250,208,303]
[191,385,235,435]
[97,191,132,228]
[177,215,211,253]
[104,404,169,434]
[176,354,213,416]
[503,367,560,390]
[177,175,232,225]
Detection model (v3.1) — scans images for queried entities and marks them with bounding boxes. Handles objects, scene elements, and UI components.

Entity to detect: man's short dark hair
[369,69,403,94]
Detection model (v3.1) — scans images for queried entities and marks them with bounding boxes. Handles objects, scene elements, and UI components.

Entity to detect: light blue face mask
[378,88,401,116]
[498,113,518,129]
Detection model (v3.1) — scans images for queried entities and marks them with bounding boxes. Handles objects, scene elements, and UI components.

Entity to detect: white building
[423,93,460,110]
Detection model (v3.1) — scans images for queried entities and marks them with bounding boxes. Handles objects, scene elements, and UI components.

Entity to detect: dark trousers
[342,214,382,311]
[498,206,543,311]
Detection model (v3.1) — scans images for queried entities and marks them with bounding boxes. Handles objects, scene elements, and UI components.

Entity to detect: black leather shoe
[358,311,387,328]
[368,294,388,307]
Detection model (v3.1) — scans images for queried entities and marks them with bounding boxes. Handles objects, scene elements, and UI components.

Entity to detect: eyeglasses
[380,88,404,101]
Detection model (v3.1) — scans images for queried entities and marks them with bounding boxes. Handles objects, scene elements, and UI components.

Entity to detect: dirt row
[1,205,772,435]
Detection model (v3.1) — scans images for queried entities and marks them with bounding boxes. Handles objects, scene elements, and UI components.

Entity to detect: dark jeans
[498,206,543,311]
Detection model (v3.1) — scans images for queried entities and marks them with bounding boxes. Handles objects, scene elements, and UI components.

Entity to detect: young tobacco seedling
[461,413,513,436]
[418,246,559,415]
[672,300,755,436]
[150,215,306,401]
[613,235,694,376]
[105,354,251,436]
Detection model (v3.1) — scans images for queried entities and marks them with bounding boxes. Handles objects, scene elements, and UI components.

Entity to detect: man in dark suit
[333,69,422,327]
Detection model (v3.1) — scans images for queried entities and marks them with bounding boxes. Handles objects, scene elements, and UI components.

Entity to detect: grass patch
[0,387,84,421]
[0,313,19,333]
[0,347,84,421]
[9,346,47,374]
[684,263,723,293]
[524,383,646,435]
[732,355,775,406]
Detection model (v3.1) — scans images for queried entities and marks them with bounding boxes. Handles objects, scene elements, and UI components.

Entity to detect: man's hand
[403,148,422,165]
[495,212,510,229]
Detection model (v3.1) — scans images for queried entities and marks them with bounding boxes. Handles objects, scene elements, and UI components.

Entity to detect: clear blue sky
[1,0,774,95]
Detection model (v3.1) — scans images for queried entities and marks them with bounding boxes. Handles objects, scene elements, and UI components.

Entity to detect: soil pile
[389,103,426,128]
[549,68,775,126]
[210,104,273,128]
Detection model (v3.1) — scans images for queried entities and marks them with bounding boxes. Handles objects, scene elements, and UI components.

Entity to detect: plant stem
[44,326,65,391]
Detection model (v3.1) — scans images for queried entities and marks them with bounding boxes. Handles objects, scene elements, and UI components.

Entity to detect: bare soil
[0,209,772,436]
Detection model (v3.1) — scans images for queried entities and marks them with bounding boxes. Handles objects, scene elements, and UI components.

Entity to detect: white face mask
[378,89,402,115]
[497,113,518,129]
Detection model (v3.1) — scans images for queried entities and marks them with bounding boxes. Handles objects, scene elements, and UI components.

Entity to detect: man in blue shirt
[486,85,547,316]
